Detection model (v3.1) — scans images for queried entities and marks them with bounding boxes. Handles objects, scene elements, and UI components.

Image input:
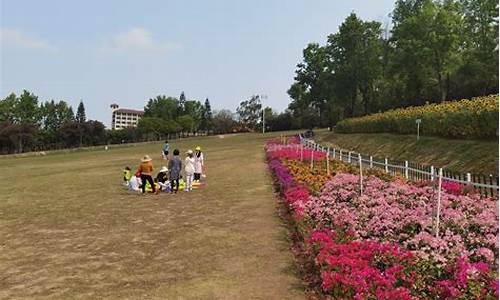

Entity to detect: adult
[168,149,182,193]
[138,155,156,194]
[156,166,169,192]
[194,146,204,182]
[162,140,170,160]
[184,150,195,192]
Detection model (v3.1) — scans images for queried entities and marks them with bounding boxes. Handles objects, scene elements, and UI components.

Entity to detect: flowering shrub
[306,173,499,266]
[336,94,499,139]
[441,180,464,195]
[282,159,334,193]
[265,137,499,298]
[283,185,310,218]
[434,255,499,299]
[310,228,417,299]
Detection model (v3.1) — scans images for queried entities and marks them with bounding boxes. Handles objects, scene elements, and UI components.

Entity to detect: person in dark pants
[168,149,182,193]
[138,155,156,194]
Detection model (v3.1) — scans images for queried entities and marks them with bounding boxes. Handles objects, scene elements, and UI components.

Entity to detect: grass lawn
[316,131,498,175]
[0,133,305,299]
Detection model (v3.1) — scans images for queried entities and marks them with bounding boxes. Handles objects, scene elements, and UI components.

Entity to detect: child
[128,171,142,191]
[138,155,156,194]
[184,150,195,192]
[168,149,182,193]
[162,140,170,160]
[193,146,204,182]
[123,166,132,186]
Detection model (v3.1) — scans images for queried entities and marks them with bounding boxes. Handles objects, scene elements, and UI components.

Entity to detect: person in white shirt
[184,150,195,192]
[128,172,142,192]
[194,146,204,182]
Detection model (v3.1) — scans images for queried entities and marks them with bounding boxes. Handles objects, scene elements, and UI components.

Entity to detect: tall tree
[201,98,213,132]
[76,101,86,123]
[144,95,179,120]
[326,13,383,116]
[236,95,262,131]
[15,90,40,125]
[212,109,237,134]
[457,0,499,96]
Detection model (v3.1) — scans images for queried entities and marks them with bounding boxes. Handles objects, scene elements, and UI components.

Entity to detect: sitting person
[146,179,161,193]
[179,177,186,191]
[123,166,132,186]
[156,166,170,192]
[128,171,142,191]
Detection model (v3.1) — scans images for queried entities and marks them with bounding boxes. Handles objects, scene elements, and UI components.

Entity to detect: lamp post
[260,94,268,134]
[416,119,422,140]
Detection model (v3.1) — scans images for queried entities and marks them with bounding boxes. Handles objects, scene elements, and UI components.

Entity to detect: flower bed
[335,94,499,139]
[266,137,499,299]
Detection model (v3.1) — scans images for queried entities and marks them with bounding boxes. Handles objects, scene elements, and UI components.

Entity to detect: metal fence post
[333,148,336,159]
[435,168,443,238]
[310,149,314,170]
[430,166,435,181]
[405,161,409,179]
[359,154,363,196]
[370,156,373,168]
[339,150,343,162]
[326,147,330,176]
[385,158,389,173]
[467,173,471,183]
[348,151,352,163]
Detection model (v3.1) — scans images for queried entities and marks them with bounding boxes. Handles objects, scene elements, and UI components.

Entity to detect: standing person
[138,155,156,194]
[184,150,195,192]
[162,140,170,160]
[168,149,182,193]
[193,146,204,182]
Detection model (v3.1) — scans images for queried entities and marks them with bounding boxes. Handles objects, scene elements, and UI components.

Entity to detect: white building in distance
[110,103,144,130]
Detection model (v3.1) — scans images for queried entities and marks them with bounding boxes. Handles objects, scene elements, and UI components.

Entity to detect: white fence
[299,136,499,196]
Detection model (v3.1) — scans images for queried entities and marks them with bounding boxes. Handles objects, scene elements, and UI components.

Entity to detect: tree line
[0,90,107,154]
[0,91,249,154]
[287,0,499,128]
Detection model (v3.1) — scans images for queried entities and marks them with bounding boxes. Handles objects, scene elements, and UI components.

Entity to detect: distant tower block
[110,103,144,130]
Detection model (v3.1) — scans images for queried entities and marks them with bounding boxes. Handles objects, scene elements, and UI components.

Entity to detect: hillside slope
[316,132,498,175]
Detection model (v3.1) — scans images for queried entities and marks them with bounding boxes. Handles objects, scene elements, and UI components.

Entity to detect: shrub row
[336,94,499,139]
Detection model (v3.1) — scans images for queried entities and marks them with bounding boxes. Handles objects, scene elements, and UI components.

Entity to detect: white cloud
[1,28,59,53]
[103,27,179,55]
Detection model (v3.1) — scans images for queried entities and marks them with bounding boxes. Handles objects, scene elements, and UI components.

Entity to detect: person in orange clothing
[138,155,156,194]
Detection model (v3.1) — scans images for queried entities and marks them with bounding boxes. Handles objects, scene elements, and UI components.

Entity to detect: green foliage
[0,92,106,153]
[336,94,499,139]
[236,95,262,130]
[212,109,238,134]
[288,0,499,129]
[76,101,86,123]
[200,98,213,131]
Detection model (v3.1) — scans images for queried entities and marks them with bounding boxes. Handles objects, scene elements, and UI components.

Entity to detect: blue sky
[1,0,395,127]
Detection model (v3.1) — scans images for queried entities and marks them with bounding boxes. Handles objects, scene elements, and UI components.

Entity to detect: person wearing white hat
[156,166,170,192]
[184,149,195,191]
[194,146,204,182]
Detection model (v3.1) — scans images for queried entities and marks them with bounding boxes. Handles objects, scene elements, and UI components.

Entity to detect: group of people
[123,140,205,194]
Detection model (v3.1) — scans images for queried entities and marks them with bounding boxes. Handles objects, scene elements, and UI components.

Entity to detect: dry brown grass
[0,133,304,299]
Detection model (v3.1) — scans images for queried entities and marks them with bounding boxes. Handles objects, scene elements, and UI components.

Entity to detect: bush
[336,94,499,139]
